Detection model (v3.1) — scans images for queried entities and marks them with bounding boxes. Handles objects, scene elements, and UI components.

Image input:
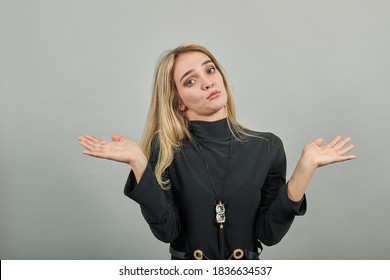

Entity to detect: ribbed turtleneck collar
[189,118,231,141]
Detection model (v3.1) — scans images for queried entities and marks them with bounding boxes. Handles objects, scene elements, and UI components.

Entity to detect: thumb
[314,138,324,146]
[112,134,124,142]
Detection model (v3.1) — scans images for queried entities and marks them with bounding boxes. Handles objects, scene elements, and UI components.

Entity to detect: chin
[210,105,227,117]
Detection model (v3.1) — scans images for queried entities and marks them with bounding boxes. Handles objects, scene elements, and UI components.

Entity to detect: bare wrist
[287,155,317,202]
[299,153,318,171]
[129,155,148,183]
[287,183,304,202]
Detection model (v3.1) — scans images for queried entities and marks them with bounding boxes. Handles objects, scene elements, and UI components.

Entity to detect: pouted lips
[207,90,220,100]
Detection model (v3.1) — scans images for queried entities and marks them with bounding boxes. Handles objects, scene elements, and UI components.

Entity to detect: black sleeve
[256,134,306,246]
[123,138,180,243]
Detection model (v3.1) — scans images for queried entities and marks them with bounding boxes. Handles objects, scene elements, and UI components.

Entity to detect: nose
[205,82,215,89]
[202,77,215,90]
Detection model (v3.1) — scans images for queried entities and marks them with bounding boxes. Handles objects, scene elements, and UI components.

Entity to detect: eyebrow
[179,60,213,83]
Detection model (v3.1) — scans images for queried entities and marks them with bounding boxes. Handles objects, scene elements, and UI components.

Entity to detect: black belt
[170,246,261,260]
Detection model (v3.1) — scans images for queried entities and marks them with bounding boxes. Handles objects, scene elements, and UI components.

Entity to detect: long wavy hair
[141,44,249,189]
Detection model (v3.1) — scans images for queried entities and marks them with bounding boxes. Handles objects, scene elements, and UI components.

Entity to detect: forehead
[173,51,212,77]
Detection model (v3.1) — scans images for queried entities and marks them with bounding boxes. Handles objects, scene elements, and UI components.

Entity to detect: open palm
[78,134,144,165]
[303,136,356,168]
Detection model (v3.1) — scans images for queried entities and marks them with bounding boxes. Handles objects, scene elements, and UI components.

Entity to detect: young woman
[78,44,355,260]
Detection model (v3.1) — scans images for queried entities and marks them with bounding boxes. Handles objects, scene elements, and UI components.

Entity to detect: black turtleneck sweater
[124,118,306,259]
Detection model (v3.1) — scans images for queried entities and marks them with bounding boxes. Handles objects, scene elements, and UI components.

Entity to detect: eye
[207,66,216,74]
[185,79,196,87]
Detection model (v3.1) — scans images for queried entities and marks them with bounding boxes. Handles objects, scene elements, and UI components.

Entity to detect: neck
[186,107,226,122]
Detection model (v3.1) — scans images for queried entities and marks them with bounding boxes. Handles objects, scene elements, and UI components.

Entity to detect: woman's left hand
[287,136,356,201]
[302,136,356,169]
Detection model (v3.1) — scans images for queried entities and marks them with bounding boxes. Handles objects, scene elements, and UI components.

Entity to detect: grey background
[1,0,389,259]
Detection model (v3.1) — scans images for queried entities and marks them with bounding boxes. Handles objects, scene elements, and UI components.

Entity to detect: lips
[207,90,220,100]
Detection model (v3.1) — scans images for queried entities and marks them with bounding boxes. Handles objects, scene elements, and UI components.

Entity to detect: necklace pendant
[215,202,226,224]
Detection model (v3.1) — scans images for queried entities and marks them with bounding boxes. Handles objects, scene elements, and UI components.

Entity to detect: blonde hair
[141,44,250,189]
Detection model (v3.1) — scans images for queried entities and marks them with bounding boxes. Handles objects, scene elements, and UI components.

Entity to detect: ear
[175,89,187,111]
[178,101,186,111]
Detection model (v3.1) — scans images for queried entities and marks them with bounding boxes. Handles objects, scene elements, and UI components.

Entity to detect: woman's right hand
[78,134,148,182]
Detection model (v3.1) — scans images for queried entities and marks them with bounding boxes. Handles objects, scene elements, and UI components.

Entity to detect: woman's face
[173,51,228,121]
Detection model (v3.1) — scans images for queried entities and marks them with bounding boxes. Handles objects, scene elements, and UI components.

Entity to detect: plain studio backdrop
[1,0,389,260]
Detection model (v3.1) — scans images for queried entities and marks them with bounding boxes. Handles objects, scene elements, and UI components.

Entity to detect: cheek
[178,89,203,104]
[217,73,226,88]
